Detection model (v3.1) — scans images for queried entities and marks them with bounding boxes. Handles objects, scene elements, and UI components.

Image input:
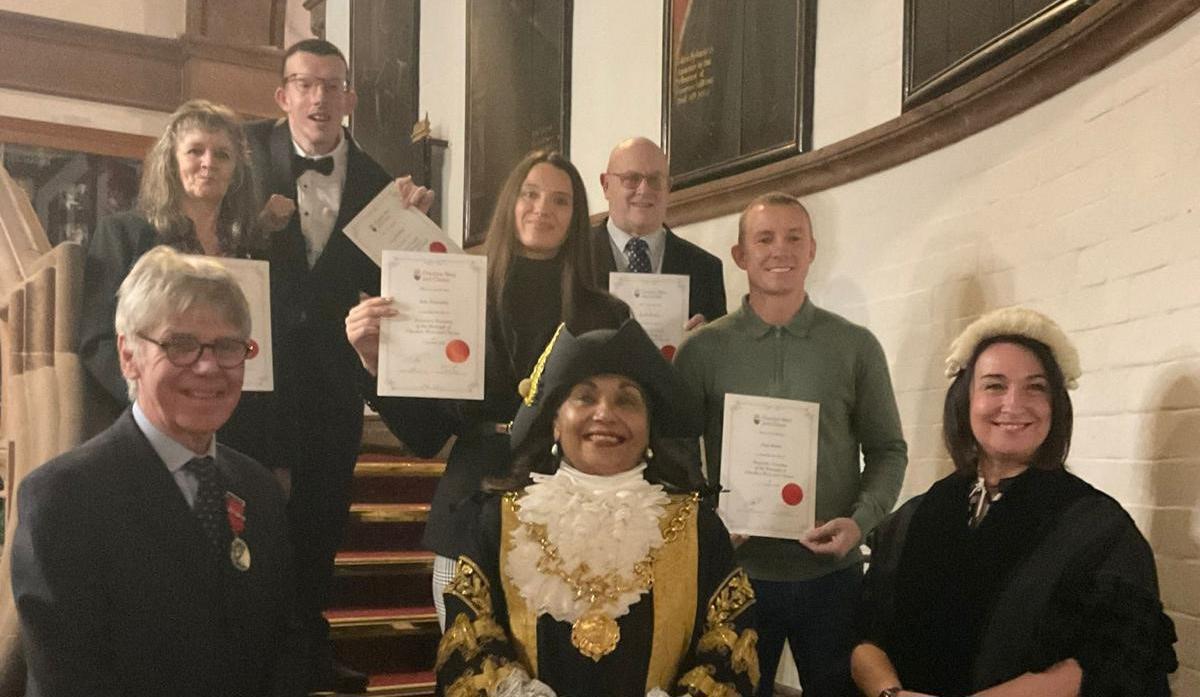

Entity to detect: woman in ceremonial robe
[852,307,1177,697]
[435,318,758,697]
[345,151,628,627]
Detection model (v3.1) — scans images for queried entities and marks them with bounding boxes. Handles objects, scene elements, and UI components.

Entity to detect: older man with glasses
[589,137,727,329]
[12,246,304,697]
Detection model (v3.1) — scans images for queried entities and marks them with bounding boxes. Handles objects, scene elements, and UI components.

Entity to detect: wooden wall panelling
[179,34,284,118]
[0,117,154,161]
[0,10,180,113]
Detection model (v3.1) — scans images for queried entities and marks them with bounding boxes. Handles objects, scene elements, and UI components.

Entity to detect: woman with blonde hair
[79,99,291,470]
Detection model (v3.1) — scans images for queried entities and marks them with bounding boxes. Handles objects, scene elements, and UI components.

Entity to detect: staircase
[326,418,445,695]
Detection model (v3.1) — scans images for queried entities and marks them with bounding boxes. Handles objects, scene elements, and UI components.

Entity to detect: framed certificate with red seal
[718,393,818,539]
[377,250,486,400]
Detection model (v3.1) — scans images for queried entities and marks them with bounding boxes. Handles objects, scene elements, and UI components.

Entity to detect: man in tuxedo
[591,137,726,328]
[12,247,303,697]
[244,38,433,693]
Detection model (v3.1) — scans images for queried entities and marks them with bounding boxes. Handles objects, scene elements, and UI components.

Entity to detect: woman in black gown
[852,307,1177,697]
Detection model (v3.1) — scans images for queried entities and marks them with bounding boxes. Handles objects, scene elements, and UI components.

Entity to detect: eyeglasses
[138,333,255,369]
[283,74,350,94]
[606,171,667,191]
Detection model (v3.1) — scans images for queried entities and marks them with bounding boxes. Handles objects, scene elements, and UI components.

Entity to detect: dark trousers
[751,564,863,697]
[286,359,365,683]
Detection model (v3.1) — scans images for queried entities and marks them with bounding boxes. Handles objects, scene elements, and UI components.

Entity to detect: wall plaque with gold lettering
[663,0,815,189]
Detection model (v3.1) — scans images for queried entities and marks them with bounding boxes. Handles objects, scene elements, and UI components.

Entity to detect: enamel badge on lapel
[224,492,251,572]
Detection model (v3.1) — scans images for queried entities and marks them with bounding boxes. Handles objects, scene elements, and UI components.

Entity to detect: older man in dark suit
[243,38,433,693]
[12,246,303,697]
[590,137,727,328]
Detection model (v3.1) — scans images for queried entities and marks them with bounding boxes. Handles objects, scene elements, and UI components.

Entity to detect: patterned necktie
[625,237,652,273]
[185,456,229,554]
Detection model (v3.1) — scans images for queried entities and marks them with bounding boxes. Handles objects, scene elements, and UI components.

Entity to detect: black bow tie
[292,154,334,177]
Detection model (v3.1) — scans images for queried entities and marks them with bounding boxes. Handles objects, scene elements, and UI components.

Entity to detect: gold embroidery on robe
[445,556,493,616]
[499,493,539,675]
[646,494,699,692]
[677,664,739,697]
[695,568,760,687]
[443,657,517,697]
[706,568,755,626]
[435,612,508,672]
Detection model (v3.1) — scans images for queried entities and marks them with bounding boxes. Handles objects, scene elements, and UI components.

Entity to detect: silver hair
[115,245,251,399]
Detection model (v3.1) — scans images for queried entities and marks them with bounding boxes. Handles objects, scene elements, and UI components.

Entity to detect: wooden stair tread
[355,459,446,477]
[326,605,438,625]
[336,550,435,565]
[348,502,430,523]
[367,671,436,693]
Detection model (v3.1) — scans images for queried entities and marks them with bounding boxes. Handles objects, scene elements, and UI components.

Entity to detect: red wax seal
[246,339,260,359]
[428,241,447,253]
[781,483,804,506]
[660,344,677,360]
[445,339,470,363]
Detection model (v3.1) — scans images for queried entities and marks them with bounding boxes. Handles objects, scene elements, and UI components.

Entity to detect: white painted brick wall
[679,8,1200,692]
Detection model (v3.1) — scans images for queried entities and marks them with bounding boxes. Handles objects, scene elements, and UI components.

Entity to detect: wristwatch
[878,688,901,697]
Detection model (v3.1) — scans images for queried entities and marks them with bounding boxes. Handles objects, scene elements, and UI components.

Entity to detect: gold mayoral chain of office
[504,467,695,661]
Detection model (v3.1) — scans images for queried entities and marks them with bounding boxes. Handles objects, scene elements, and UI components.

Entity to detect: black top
[861,468,1177,696]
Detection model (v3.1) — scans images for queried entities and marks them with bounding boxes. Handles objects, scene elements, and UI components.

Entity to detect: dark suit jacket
[11,411,304,697]
[588,219,727,323]
[243,119,393,477]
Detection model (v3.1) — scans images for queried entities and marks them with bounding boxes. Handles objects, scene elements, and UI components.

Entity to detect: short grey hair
[115,246,251,399]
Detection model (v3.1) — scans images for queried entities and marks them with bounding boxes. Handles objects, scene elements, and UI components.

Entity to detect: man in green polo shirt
[674,192,908,697]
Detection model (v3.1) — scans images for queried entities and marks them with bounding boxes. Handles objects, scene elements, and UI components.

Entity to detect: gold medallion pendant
[571,608,620,661]
[229,536,251,572]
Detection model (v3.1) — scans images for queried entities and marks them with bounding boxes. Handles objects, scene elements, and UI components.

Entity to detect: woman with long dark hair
[345,150,628,627]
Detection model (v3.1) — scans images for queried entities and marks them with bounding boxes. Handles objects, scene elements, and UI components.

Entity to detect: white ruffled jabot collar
[505,463,669,624]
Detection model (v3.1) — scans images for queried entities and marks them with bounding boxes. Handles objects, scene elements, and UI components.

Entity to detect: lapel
[659,227,684,275]
[267,120,298,199]
[590,220,618,289]
[311,130,378,277]
[112,412,222,582]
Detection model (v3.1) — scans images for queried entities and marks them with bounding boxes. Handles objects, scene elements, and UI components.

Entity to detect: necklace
[508,492,697,661]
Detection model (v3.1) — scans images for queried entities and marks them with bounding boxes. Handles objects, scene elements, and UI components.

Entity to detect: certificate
[377,250,486,400]
[718,393,819,538]
[607,272,689,359]
[213,258,273,392]
[344,185,462,265]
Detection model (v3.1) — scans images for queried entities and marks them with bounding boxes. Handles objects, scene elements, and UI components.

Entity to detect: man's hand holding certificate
[345,185,461,265]
[607,272,689,359]
[719,393,819,539]
[376,250,486,400]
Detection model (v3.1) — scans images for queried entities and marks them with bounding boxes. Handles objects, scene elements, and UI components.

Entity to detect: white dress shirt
[132,401,218,510]
[293,136,349,267]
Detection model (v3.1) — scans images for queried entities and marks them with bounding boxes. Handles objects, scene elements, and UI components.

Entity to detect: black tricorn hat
[509,318,701,451]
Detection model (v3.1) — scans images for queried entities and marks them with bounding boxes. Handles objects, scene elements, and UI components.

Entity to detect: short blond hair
[116,246,251,399]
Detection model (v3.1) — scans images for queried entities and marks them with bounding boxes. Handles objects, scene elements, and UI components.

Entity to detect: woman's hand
[396,176,435,215]
[258,194,296,233]
[800,517,862,558]
[345,296,400,376]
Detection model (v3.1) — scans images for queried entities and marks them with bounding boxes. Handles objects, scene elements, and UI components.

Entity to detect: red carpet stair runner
[326,418,445,696]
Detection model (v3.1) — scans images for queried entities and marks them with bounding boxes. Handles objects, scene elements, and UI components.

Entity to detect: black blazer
[588,219,727,323]
[11,411,304,697]
[244,119,394,459]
